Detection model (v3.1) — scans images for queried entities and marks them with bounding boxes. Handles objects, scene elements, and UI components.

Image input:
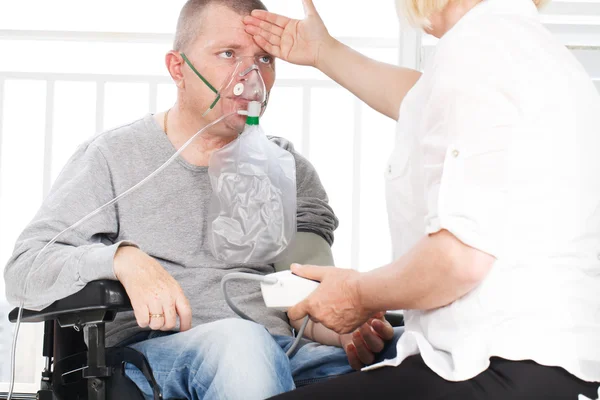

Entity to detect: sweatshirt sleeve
[3,140,136,310]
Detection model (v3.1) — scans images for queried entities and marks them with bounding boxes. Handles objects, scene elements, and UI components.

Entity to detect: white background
[1,0,599,393]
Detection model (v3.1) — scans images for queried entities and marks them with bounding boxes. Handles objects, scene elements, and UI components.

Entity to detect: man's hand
[113,246,192,332]
[339,312,395,370]
[287,264,372,334]
[243,0,334,68]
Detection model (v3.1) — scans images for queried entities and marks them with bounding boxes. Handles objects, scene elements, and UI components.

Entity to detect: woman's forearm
[317,38,422,120]
[358,230,495,313]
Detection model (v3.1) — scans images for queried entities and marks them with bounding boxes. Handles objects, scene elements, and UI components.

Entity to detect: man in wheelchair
[4,1,399,399]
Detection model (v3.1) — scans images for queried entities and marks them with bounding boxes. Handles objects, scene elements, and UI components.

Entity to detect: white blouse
[369,0,600,383]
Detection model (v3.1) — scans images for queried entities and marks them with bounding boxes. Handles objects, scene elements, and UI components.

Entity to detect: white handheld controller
[260,270,319,311]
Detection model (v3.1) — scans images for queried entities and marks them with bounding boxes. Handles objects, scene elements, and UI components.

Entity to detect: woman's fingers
[252,35,281,58]
[244,16,284,37]
[250,10,292,29]
[245,24,282,47]
[258,19,285,38]
[287,296,311,322]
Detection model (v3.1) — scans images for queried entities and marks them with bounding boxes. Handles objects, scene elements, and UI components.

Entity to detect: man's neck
[161,104,238,167]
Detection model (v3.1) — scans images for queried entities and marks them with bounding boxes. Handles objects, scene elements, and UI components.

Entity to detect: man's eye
[219,50,234,59]
[259,55,273,64]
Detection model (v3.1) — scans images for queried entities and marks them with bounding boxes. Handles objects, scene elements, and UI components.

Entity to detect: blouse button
[452,149,460,158]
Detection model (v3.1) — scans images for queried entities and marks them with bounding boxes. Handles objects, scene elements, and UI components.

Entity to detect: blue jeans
[123,318,404,400]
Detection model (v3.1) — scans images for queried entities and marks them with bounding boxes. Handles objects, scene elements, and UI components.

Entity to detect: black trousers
[271,355,600,400]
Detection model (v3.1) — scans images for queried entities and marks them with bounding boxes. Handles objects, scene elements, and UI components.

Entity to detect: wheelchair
[7,280,404,400]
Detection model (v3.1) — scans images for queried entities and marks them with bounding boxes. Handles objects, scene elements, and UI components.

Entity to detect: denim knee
[126,318,294,400]
[188,319,294,399]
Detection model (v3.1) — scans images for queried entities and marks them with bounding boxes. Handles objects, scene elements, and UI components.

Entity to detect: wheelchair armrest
[8,280,131,326]
[385,311,404,327]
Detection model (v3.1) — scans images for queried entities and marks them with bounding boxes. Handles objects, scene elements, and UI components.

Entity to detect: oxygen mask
[181,53,271,119]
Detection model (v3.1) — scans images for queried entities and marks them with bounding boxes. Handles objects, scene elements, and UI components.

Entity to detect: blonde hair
[397,0,549,28]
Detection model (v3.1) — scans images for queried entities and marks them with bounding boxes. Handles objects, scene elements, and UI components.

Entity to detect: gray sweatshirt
[3,115,338,346]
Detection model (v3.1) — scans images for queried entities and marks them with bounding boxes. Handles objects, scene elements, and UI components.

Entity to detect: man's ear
[166,51,185,88]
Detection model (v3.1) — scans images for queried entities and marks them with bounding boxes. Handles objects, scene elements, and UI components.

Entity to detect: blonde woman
[244,0,600,398]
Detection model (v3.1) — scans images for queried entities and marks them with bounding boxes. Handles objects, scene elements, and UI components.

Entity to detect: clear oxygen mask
[228,63,269,109]
[181,53,271,118]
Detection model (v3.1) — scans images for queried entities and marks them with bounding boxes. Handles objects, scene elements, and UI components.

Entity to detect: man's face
[181,4,276,135]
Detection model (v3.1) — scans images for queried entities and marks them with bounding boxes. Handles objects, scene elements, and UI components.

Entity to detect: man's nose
[238,65,260,82]
[240,59,258,73]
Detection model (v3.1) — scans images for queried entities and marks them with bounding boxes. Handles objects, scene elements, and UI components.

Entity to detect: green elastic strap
[181,52,222,111]
[181,52,219,94]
